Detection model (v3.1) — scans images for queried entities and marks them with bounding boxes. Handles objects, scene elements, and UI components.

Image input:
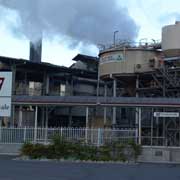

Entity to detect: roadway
[0,156,180,180]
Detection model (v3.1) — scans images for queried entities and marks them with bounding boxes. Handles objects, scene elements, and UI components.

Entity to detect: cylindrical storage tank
[162,22,180,57]
[99,48,158,78]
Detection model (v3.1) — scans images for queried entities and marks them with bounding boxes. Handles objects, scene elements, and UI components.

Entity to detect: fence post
[34,106,38,143]
[45,127,48,144]
[60,127,63,137]
[97,128,101,147]
[85,127,88,144]
[23,127,27,142]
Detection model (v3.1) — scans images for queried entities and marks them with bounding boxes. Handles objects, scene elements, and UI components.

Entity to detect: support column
[138,108,142,145]
[45,106,48,129]
[179,111,180,146]
[68,107,72,127]
[46,75,49,95]
[156,116,159,138]
[112,79,117,126]
[96,64,100,97]
[24,72,28,95]
[45,106,48,143]
[0,119,2,142]
[65,78,69,96]
[85,107,89,143]
[18,106,23,127]
[151,108,153,146]
[11,105,15,127]
[70,77,74,96]
[135,76,139,141]
[11,64,16,126]
[41,107,45,127]
[163,111,166,146]
[104,83,107,125]
[86,107,89,128]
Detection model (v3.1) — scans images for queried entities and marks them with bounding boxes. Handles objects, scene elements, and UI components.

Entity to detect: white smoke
[0,0,139,46]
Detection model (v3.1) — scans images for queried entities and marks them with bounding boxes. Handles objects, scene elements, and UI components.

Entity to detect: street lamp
[113,30,119,47]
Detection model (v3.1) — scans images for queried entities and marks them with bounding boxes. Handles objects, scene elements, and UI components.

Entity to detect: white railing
[0,127,137,146]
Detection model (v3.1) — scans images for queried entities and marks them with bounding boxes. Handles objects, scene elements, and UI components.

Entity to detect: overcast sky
[0,0,180,67]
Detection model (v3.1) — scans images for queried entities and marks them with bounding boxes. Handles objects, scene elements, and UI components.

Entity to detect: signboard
[0,72,12,97]
[154,112,179,118]
[0,97,11,117]
[0,72,12,117]
[100,53,125,64]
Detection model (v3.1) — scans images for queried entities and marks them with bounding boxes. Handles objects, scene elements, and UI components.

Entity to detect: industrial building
[1,22,180,150]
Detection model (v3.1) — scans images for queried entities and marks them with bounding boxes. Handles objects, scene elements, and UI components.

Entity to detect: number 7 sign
[0,77,5,91]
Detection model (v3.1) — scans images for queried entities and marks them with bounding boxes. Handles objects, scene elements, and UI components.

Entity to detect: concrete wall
[0,144,21,155]
[138,146,180,163]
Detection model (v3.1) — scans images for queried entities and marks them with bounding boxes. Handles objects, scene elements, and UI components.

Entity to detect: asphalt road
[0,156,180,180]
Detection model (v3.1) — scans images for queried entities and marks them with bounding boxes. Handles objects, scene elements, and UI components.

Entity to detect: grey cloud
[0,0,139,45]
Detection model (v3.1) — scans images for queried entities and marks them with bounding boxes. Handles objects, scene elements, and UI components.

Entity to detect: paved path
[0,156,180,180]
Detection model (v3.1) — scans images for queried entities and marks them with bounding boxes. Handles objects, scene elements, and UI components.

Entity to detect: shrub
[30,144,47,159]
[21,142,34,157]
[21,142,47,159]
[113,143,127,162]
[78,145,97,161]
[97,146,111,161]
[45,144,55,159]
[20,135,142,162]
[127,140,142,161]
[51,135,70,159]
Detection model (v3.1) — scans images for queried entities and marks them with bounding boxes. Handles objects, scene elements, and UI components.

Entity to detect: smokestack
[29,38,42,63]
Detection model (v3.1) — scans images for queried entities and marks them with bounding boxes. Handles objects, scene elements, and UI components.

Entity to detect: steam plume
[0,0,139,45]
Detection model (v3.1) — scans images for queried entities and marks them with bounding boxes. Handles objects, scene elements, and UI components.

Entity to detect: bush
[127,140,142,161]
[113,143,127,162]
[30,144,47,159]
[21,142,34,157]
[21,142,47,159]
[97,146,111,161]
[20,136,142,162]
[45,144,55,159]
[51,135,68,159]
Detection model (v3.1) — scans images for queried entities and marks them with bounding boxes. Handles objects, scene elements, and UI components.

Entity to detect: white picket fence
[0,127,137,146]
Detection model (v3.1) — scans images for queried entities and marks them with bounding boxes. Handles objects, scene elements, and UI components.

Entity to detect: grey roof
[72,54,99,63]
[12,96,180,107]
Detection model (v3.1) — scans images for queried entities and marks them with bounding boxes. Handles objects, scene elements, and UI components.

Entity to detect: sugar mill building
[1,22,180,149]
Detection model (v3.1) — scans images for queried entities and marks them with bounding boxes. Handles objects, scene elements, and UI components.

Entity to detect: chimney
[29,38,42,63]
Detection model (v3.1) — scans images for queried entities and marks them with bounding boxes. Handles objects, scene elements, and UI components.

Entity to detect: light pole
[113,30,119,47]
